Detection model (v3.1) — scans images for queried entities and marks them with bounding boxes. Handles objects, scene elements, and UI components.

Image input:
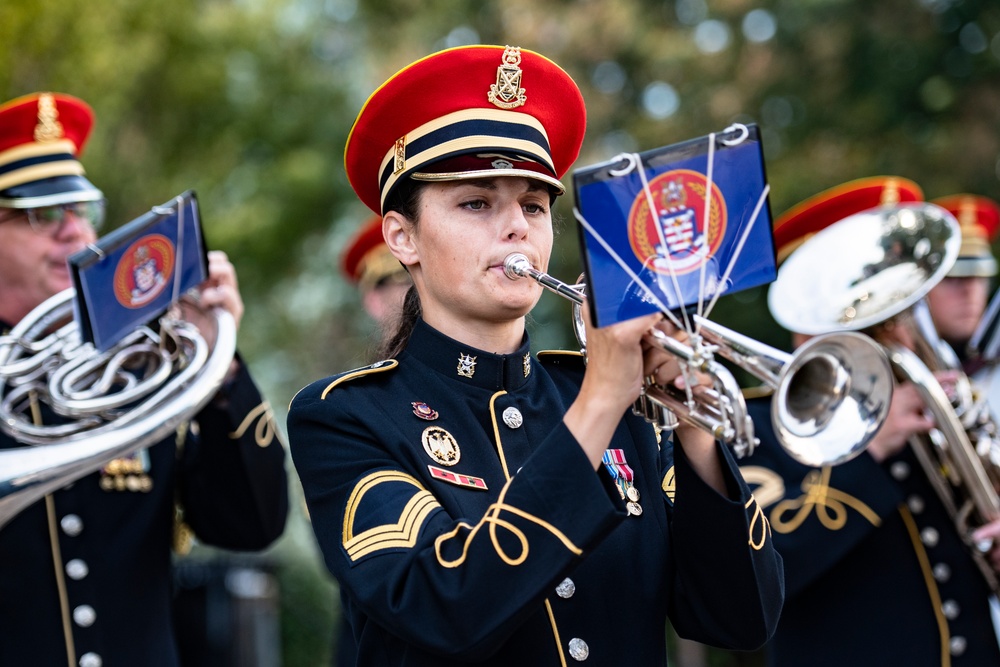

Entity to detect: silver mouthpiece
[503,253,532,280]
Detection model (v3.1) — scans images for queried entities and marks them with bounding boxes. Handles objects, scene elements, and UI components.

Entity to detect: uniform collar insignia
[457,353,477,378]
[522,353,531,377]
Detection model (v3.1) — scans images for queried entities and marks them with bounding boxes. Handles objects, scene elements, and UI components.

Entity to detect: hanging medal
[602,449,642,516]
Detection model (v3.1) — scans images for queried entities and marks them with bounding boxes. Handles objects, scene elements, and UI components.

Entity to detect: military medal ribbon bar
[602,449,642,516]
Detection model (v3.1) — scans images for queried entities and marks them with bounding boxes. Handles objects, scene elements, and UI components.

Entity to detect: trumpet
[503,253,894,465]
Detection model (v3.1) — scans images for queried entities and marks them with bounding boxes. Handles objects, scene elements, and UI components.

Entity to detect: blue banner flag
[572,123,775,328]
[68,190,208,352]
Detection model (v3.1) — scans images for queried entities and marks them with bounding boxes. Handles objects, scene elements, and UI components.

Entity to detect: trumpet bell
[775,332,894,466]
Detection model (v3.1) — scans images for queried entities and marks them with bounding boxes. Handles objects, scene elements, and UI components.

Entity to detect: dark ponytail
[374,284,421,360]
[372,178,426,360]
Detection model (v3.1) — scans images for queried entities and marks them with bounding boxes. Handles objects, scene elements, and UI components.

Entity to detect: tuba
[769,201,1000,594]
[503,253,894,467]
[0,287,236,529]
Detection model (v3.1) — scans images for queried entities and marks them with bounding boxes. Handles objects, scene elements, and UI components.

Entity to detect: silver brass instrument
[0,288,236,529]
[503,252,894,466]
[769,201,1000,594]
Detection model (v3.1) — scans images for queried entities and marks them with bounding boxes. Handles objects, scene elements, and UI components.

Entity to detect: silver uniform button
[921,527,940,548]
[890,461,910,480]
[79,652,102,667]
[60,514,83,536]
[950,636,967,656]
[73,604,96,627]
[933,563,952,583]
[907,495,924,514]
[942,600,960,620]
[555,578,576,599]
[65,559,89,581]
[502,407,523,429]
[568,638,589,661]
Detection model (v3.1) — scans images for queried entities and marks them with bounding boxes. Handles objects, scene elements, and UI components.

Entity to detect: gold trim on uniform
[746,495,771,550]
[457,353,477,378]
[661,465,676,503]
[739,466,786,507]
[320,359,399,399]
[342,471,441,561]
[422,425,461,466]
[229,401,278,447]
[769,467,881,533]
[523,353,531,378]
[434,477,583,568]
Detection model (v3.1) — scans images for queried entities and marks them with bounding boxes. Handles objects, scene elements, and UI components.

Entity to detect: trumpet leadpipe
[503,253,584,305]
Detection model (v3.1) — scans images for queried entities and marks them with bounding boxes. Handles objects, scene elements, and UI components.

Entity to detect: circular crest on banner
[627,169,727,275]
[113,234,176,308]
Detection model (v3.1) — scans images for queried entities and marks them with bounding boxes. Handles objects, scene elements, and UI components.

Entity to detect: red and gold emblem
[113,234,176,308]
[627,169,727,275]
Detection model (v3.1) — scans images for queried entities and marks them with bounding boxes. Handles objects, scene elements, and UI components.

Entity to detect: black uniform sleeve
[666,431,785,649]
[177,357,289,550]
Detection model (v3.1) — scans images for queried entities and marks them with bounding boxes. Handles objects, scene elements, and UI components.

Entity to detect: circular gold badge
[422,426,460,466]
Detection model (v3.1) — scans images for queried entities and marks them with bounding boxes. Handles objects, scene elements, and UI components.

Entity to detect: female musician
[286,45,783,666]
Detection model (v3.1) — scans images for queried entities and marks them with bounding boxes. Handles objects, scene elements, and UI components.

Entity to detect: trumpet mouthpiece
[503,253,532,280]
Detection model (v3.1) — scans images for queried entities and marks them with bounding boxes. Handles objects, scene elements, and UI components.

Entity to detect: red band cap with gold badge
[0,92,104,208]
[345,45,587,215]
[773,176,924,265]
[930,194,999,278]
[341,215,409,291]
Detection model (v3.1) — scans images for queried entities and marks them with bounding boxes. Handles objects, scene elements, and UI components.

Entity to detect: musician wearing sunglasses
[0,92,289,666]
[286,45,783,666]
[736,177,1000,667]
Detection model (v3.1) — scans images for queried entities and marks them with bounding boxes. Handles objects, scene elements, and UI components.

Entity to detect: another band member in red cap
[287,45,783,666]
[342,214,412,344]
[925,193,1000,370]
[736,177,1000,667]
[0,92,289,667]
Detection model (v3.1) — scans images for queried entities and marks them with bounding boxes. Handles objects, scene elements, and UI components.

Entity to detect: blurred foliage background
[3,0,999,664]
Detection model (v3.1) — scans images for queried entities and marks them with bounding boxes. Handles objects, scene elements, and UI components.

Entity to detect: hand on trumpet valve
[971,520,1000,571]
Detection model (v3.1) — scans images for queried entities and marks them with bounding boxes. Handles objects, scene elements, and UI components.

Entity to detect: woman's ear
[383,211,419,267]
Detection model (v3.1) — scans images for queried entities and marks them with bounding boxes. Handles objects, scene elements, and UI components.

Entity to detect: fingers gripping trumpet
[503,252,894,465]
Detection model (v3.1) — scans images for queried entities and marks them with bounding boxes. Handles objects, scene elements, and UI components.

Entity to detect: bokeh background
[4,0,1000,664]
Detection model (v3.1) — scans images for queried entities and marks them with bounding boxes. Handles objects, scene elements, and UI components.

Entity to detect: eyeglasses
[26,200,107,235]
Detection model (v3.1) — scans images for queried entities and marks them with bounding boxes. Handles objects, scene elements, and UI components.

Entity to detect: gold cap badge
[34,93,64,143]
[488,46,527,110]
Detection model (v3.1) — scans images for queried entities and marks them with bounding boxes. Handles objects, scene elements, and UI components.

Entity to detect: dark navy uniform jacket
[288,320,784,666]
[739,394,1000,667]
[0,358,289,667]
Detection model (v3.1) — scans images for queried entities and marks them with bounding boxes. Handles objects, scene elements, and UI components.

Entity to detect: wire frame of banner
[569,124,773,447]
